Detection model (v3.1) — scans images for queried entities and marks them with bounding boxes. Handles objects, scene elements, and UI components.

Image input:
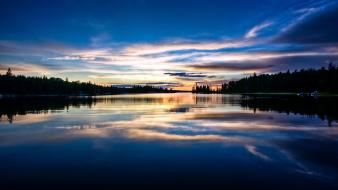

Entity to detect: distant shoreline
[1,92,338,98]
[0,72,178,95]
[238,92,338,97]
[0,91,191,98]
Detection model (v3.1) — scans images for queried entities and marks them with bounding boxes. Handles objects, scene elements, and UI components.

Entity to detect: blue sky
[1,0,337,89]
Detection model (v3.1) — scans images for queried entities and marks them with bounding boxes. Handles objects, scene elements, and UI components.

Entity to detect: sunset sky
[1,0,337,90]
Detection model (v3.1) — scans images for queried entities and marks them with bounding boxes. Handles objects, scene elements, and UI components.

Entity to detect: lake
[0,93,338,189]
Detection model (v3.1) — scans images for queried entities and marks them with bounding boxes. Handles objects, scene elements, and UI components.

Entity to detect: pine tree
[6,68,13,76]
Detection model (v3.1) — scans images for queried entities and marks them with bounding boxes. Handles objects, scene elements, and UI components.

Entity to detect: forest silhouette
[193,64,338,94]
[0,68,173,95]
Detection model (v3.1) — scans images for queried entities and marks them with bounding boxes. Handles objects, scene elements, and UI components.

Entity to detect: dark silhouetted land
[193,64,338,94]
[0,68,174,95]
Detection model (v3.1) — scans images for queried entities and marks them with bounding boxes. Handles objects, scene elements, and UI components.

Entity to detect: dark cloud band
[275,5,338,44]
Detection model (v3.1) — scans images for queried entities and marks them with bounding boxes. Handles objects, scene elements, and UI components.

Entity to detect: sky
[0,0,338,90]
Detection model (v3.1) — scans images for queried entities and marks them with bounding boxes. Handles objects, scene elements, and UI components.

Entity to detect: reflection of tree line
[0,96,171,123]
[0,97,96,123]
[240,96,338,127]
[1,96,338,126]
[194,95,241,105]
[193,95,338,126]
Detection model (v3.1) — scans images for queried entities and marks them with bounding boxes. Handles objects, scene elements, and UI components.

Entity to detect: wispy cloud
[263,0,336,37]
[188,62,274,72]
[245,21,273,39]
[0,62,51,75]
[123,40,251,55]
[164,72,208,78]
[275,3,338,44]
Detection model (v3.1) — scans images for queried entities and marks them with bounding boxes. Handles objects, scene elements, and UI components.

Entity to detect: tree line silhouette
[193,64,338,94]
[0,68,174,95]
[192,85,218,93]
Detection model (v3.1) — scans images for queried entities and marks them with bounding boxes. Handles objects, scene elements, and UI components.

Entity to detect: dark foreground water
[0,93,338,190]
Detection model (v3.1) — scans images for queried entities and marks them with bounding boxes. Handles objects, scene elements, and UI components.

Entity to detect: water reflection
[1,94,338,125]
[241,95,338,127]
[0,93,338,189]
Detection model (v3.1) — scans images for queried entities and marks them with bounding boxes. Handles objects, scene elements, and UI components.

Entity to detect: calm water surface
[0,93,338,189]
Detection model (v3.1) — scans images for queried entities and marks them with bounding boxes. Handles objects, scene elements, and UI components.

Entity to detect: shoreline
[1,92,338,98]
[0,91,188,98]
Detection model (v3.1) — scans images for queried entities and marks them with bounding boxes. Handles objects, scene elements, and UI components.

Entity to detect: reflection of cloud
[126,129,249,142]
[280,150,321,176]
[66,127,110,138]
[53,124,96,130]
[186,112,272,121]
[245,145,270,160]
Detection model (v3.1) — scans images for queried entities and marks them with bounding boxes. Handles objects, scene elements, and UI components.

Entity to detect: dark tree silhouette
[6,68,12,77]
[192,84,220,94]
[220,64,338,93]
[0,68,175,95]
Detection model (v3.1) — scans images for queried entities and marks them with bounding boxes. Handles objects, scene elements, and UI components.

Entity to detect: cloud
[123,40,251,55]
[0,62,51,75]
[90,33,111,46]
[110,82,183,89]
[189,50,338,65]
[186,50,338,72]
[164,72,208,78]
[265,54,338,72]
[245,21,273,39]
[188,62,274,72]
[1,15,338,90]
[0,40,84,57]
[48,55,96,61]
[275,5,338,44]
[138,82,184,88]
